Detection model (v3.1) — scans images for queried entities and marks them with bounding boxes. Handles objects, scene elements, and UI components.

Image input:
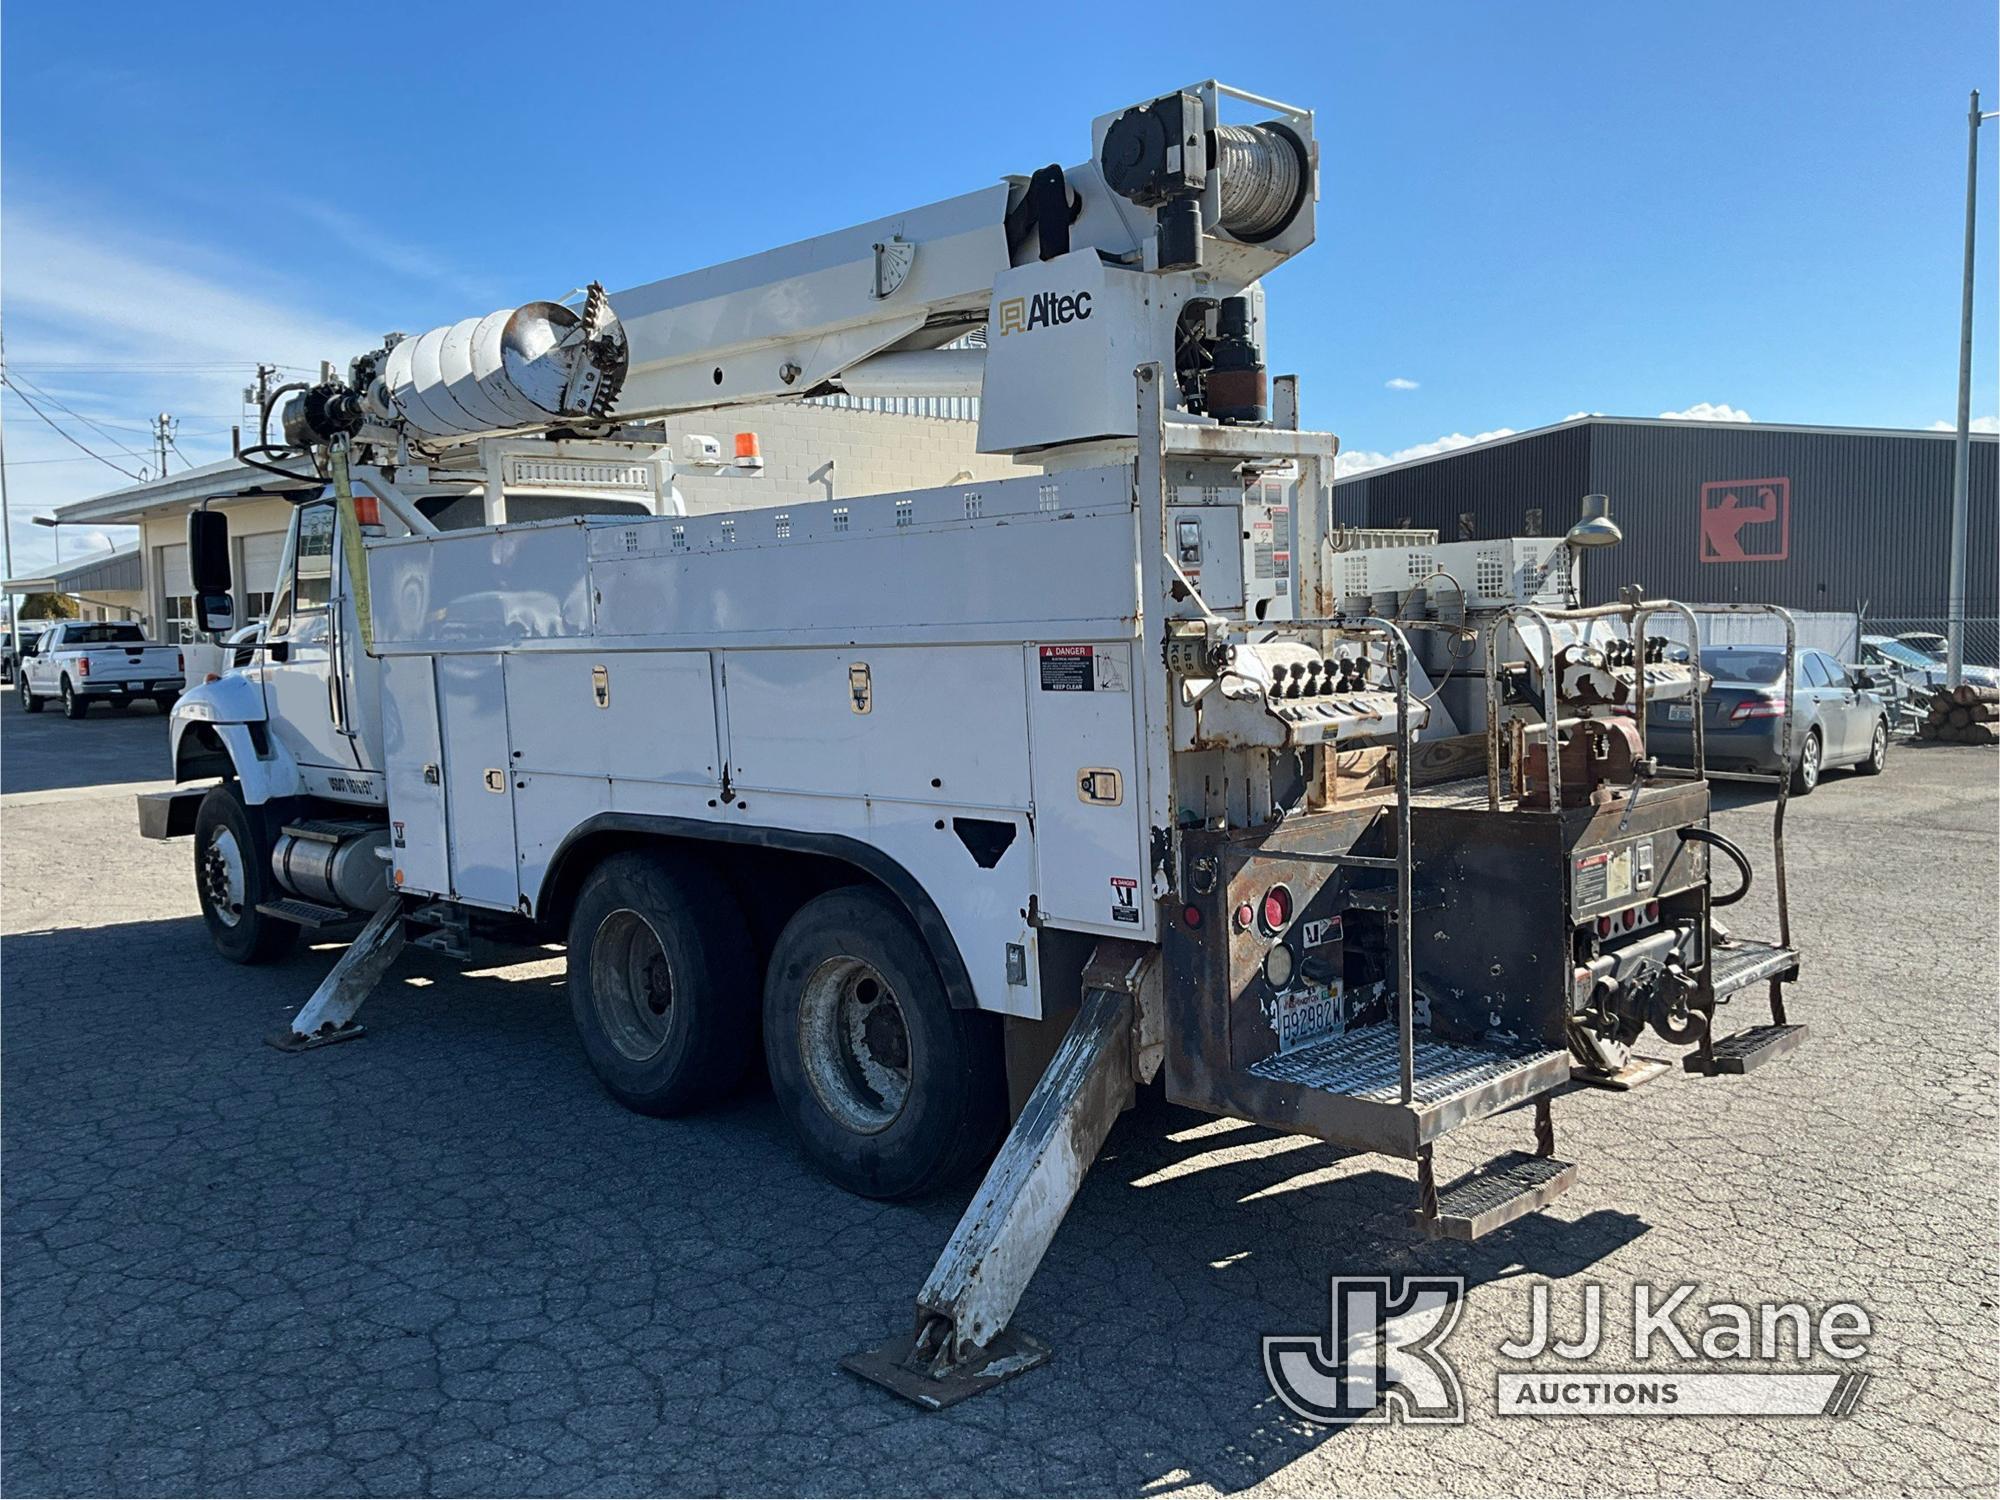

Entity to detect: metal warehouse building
[1334,416,1998,643]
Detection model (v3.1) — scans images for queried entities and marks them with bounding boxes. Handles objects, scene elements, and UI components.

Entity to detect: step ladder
[1685,936,1804,1077]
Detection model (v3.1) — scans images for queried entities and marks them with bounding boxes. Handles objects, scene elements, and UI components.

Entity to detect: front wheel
[193,783,297,964]
[565,850,757,1116]
[1789,728,1822,796]
[18,676,41,713]
[1858,718,1888,776]
[763,887,1005,1200]
[60,679,87,719]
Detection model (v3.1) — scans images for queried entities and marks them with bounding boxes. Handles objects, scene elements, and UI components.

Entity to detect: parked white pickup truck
[17,620,184,719]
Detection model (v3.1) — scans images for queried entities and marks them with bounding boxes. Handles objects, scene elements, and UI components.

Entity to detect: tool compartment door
[437,653,520,910]
[381,655,450,897]
[1025,641,1150,938]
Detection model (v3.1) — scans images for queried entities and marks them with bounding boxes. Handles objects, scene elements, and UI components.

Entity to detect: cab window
[265,501,335,639]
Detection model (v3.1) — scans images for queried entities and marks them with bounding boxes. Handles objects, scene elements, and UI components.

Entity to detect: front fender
[169,673,304,806]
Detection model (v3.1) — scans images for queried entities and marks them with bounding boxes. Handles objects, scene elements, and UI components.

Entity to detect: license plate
[1668,703,1694,721]
[1276,982,1342,1054]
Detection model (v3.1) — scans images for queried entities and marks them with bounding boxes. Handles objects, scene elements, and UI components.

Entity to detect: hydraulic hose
[1678,826,1752,907]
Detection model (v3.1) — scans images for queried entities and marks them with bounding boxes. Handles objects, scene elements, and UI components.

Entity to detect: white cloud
[1337,427,1518,477]
[0,195,391,575]
[1929,415,2000,434]
[1385,376,1420,391]
[1659,401,1752,422]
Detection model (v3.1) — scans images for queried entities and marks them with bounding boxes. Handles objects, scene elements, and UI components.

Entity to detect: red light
[352,491,382,527]
[1598,915,1614,936]
[177,650,185,672]
[1183,904,1203,928]
[1732,697,1787,720]
[1261,884,1294,932]
[1646,901,1660,921]
[78,655,90,678]
[1234,902,1255,931]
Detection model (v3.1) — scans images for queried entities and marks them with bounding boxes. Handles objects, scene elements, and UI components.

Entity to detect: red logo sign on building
[1699,477,1790,564]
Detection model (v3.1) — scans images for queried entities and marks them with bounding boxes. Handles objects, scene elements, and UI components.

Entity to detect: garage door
[158,542,190,597]
[239,530,286,598]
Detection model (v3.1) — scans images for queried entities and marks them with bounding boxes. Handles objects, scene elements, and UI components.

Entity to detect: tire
[193,782,298,964]
[60,679,87,719]
[1858,718,1888,776]
[565,849,757,1117]
[763,886,1005,1200]
[19,676,41,714]
[1789,728,1822,796]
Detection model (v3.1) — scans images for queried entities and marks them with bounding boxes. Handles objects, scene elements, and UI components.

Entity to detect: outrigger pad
[841,1326,1051,1410]
[264,1021,366,1054]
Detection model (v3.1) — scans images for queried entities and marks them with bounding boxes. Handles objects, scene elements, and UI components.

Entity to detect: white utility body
[141,81,1805,1408]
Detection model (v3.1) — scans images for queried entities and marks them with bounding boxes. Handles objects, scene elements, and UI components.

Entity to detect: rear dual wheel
[565,851,758,1116]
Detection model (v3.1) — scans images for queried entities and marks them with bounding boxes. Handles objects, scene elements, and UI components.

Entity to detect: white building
[53,399,1017,643]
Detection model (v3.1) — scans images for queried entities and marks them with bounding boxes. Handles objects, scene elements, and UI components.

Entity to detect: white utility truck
[19,620,184,718]
[139,83,1805,1406]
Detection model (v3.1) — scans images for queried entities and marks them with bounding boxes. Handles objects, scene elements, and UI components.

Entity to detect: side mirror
[188,510,234,636]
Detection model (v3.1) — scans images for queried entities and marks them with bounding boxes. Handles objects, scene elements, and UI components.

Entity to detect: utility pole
[0,317,14,665]
[1947,89,1998,688]
[242,363,278,438]
[153,412,177,478]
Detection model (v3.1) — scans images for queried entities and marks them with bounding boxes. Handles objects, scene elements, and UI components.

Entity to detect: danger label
[1040,644,1095,691]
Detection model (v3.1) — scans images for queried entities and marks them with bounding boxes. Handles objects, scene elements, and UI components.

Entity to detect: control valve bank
[138,83,1806,1406]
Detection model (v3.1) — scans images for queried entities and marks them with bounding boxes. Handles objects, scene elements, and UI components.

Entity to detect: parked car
[1646,645,1889,794]
[1868,632,2000,688]
[16,621,185,719]
[1,624,53,684]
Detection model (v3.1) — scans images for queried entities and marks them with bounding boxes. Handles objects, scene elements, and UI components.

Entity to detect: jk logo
[1263,1276,1467,1425]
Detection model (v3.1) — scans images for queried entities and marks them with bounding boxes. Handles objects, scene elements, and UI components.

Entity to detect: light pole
[32,513,64,568]
[1947,89,1998,688]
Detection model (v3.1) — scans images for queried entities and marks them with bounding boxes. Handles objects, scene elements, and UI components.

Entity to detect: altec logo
[1700,477,1790,564]
[997,290,1093,336]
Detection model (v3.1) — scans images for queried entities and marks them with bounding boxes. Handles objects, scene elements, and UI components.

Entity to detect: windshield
[61,624,146,646]
[1866,639,1935,669]
[1699,646,1790,685]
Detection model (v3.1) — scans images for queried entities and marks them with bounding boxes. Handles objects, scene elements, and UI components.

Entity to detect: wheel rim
[1873,724,1887,764]
[589,908,677,1062]
[797,956,912,1135]
[1801,735,1820,788]
[62,684,72,709]
[201,826,247,928]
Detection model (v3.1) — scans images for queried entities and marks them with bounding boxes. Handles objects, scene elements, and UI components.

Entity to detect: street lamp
[1947,89,1999,688]
[32,513,63,567]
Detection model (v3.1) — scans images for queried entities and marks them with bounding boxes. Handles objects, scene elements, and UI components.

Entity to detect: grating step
[256,897,352,929]
[1684,1023,1806,1076]
[280,819,380,845]
[1414,1151,1576,1241]
[1710,939,1799,998]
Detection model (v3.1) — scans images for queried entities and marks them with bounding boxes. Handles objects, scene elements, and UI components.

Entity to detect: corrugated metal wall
[1337,420,1998,614]
[1335,426,1591,538]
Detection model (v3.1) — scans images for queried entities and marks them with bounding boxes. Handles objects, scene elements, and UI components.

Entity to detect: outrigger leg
[844,946,1156,1408]
[264,896,408,1052]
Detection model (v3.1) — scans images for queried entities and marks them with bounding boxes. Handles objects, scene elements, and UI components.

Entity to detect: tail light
[177,651,185,672]
[1732,696,1787,720]
[77,655,90,678]
[1260,884,1295,933]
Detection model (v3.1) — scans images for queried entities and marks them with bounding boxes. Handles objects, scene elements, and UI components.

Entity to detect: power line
[0,375,144,480]
[4,369,156,461]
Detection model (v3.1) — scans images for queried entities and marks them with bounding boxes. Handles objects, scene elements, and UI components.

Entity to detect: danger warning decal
[1039,645,1128,692]
[1110,876,1140,924]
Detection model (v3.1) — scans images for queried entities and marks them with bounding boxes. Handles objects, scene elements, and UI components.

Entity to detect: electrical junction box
[1169,474,1291,621]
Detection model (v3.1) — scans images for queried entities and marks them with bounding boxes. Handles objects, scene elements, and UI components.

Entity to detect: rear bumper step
[1414,1151,1576,1241]
[1710,939,1799,997]
[1684,1023,1806,1076]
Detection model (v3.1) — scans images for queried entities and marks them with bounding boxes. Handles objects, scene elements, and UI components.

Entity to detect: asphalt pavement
[2,692,1995,1496]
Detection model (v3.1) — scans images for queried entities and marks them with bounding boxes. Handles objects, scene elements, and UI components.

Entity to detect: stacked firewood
[1916,682,2000,744]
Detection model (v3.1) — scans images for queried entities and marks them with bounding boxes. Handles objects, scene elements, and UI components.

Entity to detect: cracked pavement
[2,693,1995,1496]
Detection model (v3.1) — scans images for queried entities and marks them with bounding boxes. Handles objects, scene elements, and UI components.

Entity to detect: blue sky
[3,0,1995,573]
